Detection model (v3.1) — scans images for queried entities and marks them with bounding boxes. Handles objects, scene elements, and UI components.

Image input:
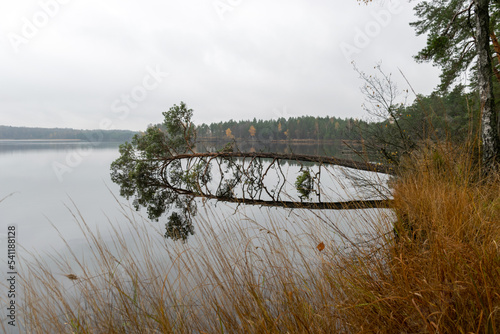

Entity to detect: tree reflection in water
[110,102,393,242]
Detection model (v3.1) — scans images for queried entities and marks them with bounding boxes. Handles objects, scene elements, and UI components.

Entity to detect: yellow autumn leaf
[317,242,325,252]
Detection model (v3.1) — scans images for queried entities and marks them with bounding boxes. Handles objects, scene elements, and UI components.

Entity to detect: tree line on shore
[194,84,480,148]
[0,125,136,142]
[0,84,481,150]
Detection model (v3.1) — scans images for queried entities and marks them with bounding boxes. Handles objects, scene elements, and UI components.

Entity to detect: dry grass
[9,144,500,333]
[331,143,500,333]
[16,199,361,333]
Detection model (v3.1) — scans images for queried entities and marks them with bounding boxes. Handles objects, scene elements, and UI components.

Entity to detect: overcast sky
[0,0,442,131]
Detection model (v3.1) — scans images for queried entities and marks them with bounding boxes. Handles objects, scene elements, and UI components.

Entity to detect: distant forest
[0,117,363,143]
[196,116,363,142]
[196,85,478,144]
[1,85,477,146]
[0,125,137,142]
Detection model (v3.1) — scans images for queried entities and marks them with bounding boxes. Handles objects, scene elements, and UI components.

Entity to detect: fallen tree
[161,151,395,175]
[110,102,393,242]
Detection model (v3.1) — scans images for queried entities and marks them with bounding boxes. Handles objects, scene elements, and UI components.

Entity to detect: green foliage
[164,212,194,242]
[411,0,500,91]
[411,0,478,90]
[162,101,196,153]
[294,169,313,199]
[110,128,169,221]
[110,102,198,241]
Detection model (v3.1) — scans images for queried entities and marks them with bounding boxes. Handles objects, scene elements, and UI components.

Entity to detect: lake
[0,140,392,332]
[0,141,127,253]
[0,138,392,252]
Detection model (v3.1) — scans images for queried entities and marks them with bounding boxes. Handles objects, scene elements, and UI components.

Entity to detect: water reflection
[0,140,120,154]
[0,140,388,252]
[111,140,389,242]
[195,140,351,158]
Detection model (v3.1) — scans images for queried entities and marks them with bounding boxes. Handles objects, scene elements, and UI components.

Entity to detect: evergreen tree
[410,0,500,170]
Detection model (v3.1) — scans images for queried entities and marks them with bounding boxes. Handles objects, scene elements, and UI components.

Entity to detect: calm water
[0,139,389,251]
[0,140,391,332]
[0,141,126,253]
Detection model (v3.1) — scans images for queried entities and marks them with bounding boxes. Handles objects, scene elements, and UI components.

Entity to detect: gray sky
[0,0,442,131]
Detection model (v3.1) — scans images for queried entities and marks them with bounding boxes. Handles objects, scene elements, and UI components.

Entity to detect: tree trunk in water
[475,0,500,172]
